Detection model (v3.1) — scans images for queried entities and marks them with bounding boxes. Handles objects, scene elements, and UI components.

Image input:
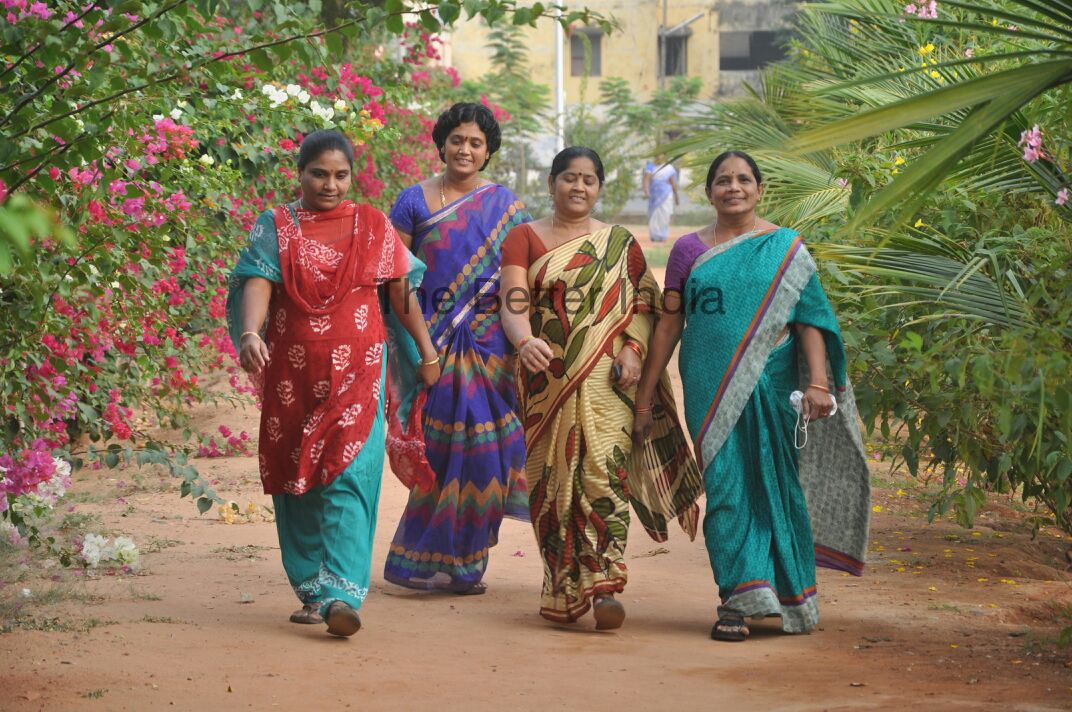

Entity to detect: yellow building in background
[444,0,794,101]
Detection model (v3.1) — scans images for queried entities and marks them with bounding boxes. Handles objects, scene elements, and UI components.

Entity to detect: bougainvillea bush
[0,0,608,560]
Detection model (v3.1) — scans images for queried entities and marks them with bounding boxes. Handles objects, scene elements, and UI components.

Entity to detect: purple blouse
[388,183,431,237]
[663,232,709,293]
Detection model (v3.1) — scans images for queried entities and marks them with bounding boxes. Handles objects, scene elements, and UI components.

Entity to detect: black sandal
[456,581,487,596]
[711,613,749,642]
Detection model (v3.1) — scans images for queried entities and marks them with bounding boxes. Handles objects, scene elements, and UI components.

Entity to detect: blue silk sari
[384,183,531,591]
[679,228,871,632]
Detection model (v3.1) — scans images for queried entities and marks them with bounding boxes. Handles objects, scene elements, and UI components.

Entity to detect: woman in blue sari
[384,103,531,594]
[633,151,871,640]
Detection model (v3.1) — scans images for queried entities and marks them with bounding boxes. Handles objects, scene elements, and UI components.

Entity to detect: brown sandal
[325,601,362,637]
[593,595,626,630]
[289,604,323,625]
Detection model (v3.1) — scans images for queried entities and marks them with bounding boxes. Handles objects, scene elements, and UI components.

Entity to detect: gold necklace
[713,215,758,244]
[439,175,447,209]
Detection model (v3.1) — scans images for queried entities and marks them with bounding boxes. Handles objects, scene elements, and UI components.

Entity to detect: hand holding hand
[519,337,553,373]
[612,344,642,388]
[417,354,441,389]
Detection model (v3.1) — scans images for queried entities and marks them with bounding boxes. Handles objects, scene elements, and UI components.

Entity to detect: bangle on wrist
[622,340,643,359]
[420,355,440,367]
[517,335,534,352]
[240,330,261,343]
[634,403,652,413]
[807,383,830,393]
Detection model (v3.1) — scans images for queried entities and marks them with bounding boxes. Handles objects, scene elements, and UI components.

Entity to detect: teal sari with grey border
[679,227,870,633]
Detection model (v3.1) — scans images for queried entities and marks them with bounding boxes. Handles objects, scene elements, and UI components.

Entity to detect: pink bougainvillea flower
[1018,124,1043,162]
[1057,188,1069,206]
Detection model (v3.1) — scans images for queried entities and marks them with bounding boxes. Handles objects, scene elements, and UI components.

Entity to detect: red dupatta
[257,200,412,495]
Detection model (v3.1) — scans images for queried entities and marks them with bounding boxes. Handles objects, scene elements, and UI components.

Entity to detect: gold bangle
[420,356,440,367]
[517,335,534,351]
[807,383,830,393]
[240,331,261,342]
[634,404,652,413]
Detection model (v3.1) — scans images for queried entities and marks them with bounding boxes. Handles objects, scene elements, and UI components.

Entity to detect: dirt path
[3,231,1071,711]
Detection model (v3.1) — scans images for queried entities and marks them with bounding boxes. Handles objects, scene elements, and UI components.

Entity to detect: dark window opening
[719,30,788,71]
[658,34,688,77]
[570,29,603,76]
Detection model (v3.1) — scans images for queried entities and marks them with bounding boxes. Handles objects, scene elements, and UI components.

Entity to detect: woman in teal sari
[227,130,439,637]
[633,151,871,641]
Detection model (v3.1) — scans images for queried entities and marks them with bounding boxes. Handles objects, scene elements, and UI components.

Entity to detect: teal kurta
[678,228,871,633]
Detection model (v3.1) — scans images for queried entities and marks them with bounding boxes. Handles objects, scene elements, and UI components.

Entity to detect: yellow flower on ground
[914,218,926,228]
[895,157,905,166]
[873,505,883,513]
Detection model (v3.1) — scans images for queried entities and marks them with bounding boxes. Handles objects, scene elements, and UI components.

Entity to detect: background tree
[667,0,1072,537]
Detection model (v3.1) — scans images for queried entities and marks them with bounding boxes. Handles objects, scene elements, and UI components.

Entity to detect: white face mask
[789,390,838,449]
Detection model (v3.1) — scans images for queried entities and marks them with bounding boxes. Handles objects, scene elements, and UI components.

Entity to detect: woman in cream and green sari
[501,147,704,630]
[635,151,871,641]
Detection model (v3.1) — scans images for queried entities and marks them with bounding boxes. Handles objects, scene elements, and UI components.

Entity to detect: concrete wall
[447,0,722,101]
[446,1,796,101]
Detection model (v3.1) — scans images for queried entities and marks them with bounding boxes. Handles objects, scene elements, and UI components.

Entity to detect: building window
[570,29,602,76]
[658,33,688,77]
[719,31,788,71]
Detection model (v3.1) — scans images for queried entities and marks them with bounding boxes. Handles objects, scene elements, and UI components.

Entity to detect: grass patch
[65,490,114,505]
[928,603,962,613]
[83,689,107,699]
[1,616,116,634]
[211,544,272,561]
[642,244,671,268]
[129,588,163,601]
[143,537,183,554]
[140,615,184,624]
[58,511,104,533]
[31,584,104,607]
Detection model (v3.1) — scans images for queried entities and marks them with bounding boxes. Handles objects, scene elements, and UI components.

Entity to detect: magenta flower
[1057,188,1069,206]
[1018,124,1043,163]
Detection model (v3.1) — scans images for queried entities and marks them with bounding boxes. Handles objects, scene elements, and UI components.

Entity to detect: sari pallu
[520,225,704,623]
[226,201,418,615]
[384,184,531,591]
[679,228,871,633]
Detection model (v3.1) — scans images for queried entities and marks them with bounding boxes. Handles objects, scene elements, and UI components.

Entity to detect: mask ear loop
[794,410,809,449]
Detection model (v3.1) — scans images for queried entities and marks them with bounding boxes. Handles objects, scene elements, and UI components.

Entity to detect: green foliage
[456,23,551,198]
[668,0,1072,539]
[0,0,606,523]
[562,76,701,219]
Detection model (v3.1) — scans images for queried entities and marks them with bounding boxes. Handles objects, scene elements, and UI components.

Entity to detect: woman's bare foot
[593,594,626,630]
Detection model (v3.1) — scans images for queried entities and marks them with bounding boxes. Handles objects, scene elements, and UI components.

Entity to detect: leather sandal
[325,601,362,637]
[593,595,626,630]
[289,604,323,625]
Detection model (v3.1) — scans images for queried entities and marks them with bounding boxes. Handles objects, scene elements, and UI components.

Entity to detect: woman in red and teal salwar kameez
[227,130,439,637]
